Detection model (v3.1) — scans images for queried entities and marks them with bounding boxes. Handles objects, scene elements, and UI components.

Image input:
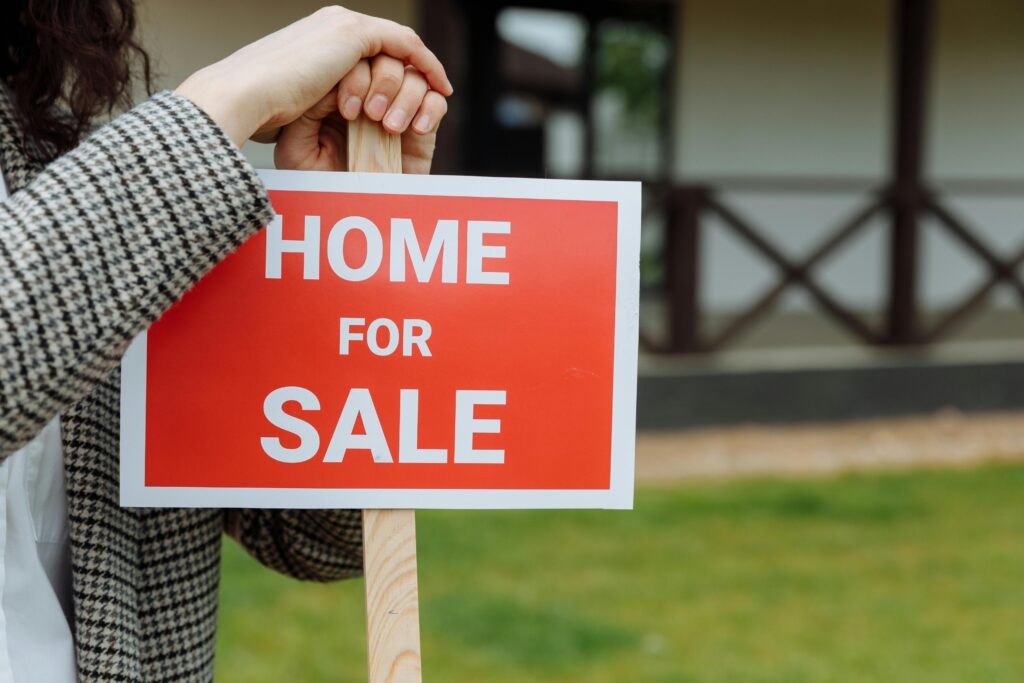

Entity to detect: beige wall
[931,0,1024,178]
[674,0,891,179]
[138,0,416,166]
[674,0,1024,181]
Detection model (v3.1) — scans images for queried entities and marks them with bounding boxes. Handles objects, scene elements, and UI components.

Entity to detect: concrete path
[636,410,1024,483]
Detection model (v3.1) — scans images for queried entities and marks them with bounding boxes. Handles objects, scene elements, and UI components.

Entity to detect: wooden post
[361,508,422,682]
[666,186,703,353]
[348,115,423,683]
[886,0,933,345]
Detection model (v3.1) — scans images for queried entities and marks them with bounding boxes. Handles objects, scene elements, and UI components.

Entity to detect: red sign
[120,171,639,509]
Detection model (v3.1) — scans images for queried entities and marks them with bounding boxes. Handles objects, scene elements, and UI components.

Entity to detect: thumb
[275,87,347,170]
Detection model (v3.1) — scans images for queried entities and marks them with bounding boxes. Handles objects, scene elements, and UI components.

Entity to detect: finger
[303,86,342,123]
[364,54,406,122]
[337,60,372,121]
[276,97,346,171]
[401,128,436,175]
[251,126,282,144]
[382,67,429,134]
[278,87,338,151]
[317,113,348,166]
[411,89,448,135]
[358,18,453,96]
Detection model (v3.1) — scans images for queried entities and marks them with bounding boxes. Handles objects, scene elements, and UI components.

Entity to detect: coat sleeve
[0,91,273,460]
[224,509,364,581]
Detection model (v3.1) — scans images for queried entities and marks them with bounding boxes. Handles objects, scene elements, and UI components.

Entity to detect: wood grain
[362,509,422,683]
[348,115,403,174]
[349,115,421,683]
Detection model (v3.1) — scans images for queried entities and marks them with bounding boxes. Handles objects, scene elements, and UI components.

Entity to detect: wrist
[176,66,260,148]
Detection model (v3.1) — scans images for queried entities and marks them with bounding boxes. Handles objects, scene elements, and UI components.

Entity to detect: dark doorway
[422,0,676,181]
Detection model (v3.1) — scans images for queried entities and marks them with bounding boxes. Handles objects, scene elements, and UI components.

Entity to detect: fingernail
[343,96,362,120]
[413,113,432,133]
[366,94,389,120]
[384,108,408,131]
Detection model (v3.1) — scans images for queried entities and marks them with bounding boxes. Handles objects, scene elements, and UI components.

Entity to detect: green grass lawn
[216,463,1024,682]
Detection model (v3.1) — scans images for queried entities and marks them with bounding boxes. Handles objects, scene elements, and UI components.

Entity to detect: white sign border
[120,171,640,510]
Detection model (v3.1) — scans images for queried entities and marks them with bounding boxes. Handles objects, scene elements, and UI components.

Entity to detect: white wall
[671,0,1024,320]
[674,0,1024,181]
[931,0,1024,178]
[926,0,1024,315]
[137,0,416,167]
[674,0,891,179]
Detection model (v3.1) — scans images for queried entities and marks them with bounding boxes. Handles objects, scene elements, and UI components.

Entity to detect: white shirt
[0,167,78,681]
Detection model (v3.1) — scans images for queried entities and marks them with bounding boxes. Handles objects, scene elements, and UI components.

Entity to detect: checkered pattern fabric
[0,85,363,682]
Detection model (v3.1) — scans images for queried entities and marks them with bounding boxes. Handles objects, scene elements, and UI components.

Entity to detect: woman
[0,2,450,681]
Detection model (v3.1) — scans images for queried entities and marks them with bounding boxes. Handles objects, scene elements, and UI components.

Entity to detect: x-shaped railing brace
[698,192,887,349]
[922,196,1024,341]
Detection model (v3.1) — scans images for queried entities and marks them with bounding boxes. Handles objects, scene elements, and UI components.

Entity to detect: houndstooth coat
[0,84,363,681]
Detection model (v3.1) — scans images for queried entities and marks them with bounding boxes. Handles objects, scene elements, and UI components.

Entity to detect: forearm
[0,91,272,459]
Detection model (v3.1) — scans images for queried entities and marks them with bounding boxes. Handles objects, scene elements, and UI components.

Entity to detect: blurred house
[142,0,1024,427]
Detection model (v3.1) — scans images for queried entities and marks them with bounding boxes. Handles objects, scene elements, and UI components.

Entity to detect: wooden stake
[348,115,422,683]
[361,509,422,683]
[348,115,404,174]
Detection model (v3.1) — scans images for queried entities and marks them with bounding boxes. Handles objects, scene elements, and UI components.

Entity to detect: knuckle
[399,25,421,47]
[345,61,370,81]
[375,19,420,52]
[341,74,368,96]
[425,95,447,118]
[371,53,401,69]
[353,68,373,90]
[403,67,428,88]
[317,5,344,19]
[374,72,402,92]
[321,6,356,29]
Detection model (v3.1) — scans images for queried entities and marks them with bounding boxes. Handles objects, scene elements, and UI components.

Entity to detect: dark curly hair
[1,0,152,161]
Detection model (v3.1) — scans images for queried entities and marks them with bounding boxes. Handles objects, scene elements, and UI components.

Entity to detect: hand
[175,6,452,148]
[273,56,447,174]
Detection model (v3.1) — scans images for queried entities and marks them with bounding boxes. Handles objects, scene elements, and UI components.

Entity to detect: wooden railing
[643,178,1024,354]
